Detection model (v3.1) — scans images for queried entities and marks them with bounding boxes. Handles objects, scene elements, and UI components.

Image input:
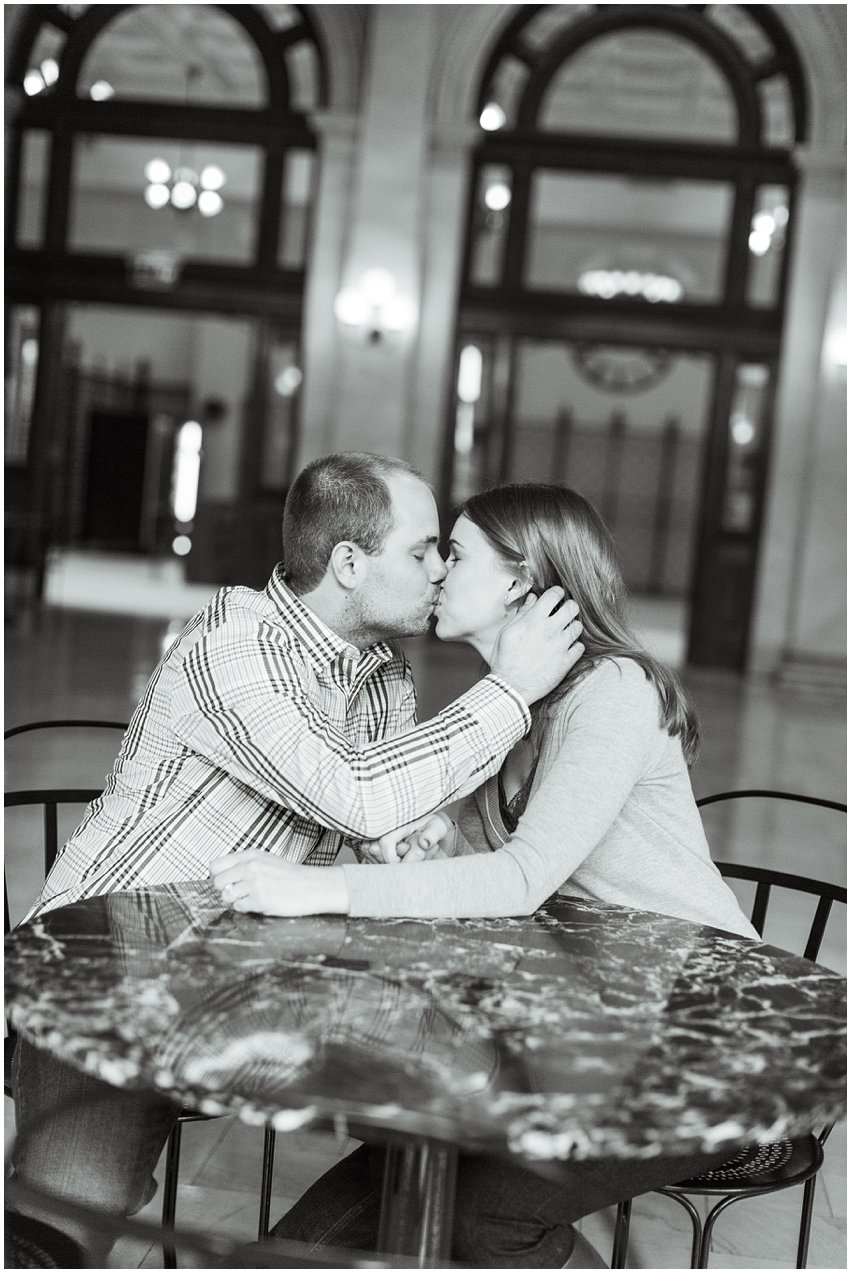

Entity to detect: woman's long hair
[461,483,700,765]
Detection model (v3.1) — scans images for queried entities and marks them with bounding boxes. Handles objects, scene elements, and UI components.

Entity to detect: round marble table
[6,880,846,1259]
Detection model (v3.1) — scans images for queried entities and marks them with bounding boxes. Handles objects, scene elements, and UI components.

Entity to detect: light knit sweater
[344,658,758,939]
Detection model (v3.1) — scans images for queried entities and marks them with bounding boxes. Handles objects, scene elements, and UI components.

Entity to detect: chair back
[698,789,846,965]
[5,788,104,933]
[4,720,127,932]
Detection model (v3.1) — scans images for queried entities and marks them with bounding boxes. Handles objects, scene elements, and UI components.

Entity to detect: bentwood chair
[4,721,278,1266]
[611,790,846,1270]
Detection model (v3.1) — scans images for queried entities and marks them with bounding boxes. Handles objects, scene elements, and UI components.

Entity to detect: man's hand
[209,852,349,916]
[490,587,583,705]
[360,812,453,865]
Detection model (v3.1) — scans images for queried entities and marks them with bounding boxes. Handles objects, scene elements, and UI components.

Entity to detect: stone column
[298,6,437,465]
[296,111,359,466]
[749,147,846,682]
[404,123,479,482]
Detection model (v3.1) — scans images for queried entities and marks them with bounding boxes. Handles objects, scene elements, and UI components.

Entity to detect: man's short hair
[282,452,426,593]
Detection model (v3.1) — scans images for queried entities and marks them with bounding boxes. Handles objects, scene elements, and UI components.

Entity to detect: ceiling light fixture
[479,102,507,131]
[578,268,684,303]
[334,269,418,343]
[142,65,225,217]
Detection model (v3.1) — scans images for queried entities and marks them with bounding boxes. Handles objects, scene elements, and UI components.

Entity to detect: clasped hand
[358,812,452,865]
[209,851,349,916]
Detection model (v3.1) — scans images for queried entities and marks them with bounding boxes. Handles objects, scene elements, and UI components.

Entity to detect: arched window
[6,5,328,588]
[7,5,325,273]
[448,4,807,670]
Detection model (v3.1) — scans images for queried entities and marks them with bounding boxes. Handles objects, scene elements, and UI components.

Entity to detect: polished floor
[4,553,847,1269]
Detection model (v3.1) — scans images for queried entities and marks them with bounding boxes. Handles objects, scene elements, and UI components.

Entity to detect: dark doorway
[82,411,148,550]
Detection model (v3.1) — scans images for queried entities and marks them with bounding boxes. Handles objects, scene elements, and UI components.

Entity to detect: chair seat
[663,1135,823,1195]
[5,1210,87,1269]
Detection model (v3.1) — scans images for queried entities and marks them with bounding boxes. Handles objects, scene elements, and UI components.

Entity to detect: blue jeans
[10,1038,179,1265]
[271,1140,736,1268]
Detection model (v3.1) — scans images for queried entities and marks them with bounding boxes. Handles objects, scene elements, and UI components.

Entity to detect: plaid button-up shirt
[31,568,529,917]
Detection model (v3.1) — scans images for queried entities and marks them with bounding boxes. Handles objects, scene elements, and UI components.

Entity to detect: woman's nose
[431,556,448,583]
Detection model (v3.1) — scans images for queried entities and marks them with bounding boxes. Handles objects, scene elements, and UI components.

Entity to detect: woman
[212,484,756,1268]
[213,482,754,938]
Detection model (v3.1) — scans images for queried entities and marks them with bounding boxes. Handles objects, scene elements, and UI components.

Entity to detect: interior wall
[5,3,847,681]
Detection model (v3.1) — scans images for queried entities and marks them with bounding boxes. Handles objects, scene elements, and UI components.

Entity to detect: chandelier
[577,268,683,303]
[142,63,225,217]
[143,159,225,216]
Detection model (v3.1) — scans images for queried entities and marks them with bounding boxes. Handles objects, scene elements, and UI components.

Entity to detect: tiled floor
[4,553,847,1269]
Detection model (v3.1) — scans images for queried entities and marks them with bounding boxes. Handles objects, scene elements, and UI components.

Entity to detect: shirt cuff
[480,673,532,731]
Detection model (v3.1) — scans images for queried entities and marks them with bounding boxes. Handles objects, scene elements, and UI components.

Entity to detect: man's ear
[328,541,363,590]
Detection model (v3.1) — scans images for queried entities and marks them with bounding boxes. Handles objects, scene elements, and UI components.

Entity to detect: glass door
[447,335,718,667]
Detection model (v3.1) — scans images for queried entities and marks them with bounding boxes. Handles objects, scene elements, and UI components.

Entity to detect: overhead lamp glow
[90,79,115,100]
[144,183,171,210]
[578,268,683,303]
[143,157,227,215]
[145,158,171,185]
[172,421,203,524]
[275,366,303,397]
[334,288,372,327]
[197,189,223,217]
[334,269,417,341]
[359,268,397,306]
[752,212,775,236]
[200,165,225,191]
[23,70,45,96]
[171,180,198,210]
[748,229,772,256]
[457,346,483,404]
[484,182,511,212]
[380,295,417,333]
[731,417,755,446]
[824,328,848,369]
[480,102,506,131]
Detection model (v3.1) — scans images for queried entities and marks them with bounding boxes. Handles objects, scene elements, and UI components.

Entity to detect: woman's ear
[503,576,532,606]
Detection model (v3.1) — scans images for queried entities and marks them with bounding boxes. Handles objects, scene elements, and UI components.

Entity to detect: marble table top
[6,881,846,1167]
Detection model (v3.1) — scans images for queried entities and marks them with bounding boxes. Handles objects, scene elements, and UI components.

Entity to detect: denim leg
[11,1037,179,1265]
[271,1139,737,1267]
[270,1142,383,1251]
[451,1145,739,1268]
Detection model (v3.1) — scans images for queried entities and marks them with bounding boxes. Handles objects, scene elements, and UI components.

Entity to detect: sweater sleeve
[343,661,663,917]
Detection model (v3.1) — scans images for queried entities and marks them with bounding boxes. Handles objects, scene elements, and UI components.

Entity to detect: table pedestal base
[377,1139,458,1265]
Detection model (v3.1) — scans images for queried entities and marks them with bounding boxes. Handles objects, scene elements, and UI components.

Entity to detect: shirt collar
[265,565,396,675]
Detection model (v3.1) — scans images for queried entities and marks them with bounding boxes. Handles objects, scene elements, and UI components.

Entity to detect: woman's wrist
[312,865,350,914]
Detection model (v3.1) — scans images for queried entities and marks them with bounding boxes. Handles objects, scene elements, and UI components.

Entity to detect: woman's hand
[210,851,349,916]
[360,812,454,865]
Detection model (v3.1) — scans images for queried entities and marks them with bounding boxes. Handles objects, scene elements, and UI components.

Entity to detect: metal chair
[611,789,846,1270]
[4,721,278,1265]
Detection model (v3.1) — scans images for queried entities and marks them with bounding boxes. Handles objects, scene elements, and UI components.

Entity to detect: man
[12,451,583,1260]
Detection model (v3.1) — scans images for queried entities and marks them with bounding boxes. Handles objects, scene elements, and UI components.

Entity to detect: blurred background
[4,2,845,678]
[3,7,847,1265]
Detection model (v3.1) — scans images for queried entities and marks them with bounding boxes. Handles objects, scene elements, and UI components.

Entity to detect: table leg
[376,1139,458,1266]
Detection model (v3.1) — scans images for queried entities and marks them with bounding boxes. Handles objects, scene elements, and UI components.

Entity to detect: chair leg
[257,1126,277,1240]
[611,1199,631,1268]
[699,1194,743,1269]
[659,1190,704,1268]
[796,1177,817,1268]
[161,1120,183,1270]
